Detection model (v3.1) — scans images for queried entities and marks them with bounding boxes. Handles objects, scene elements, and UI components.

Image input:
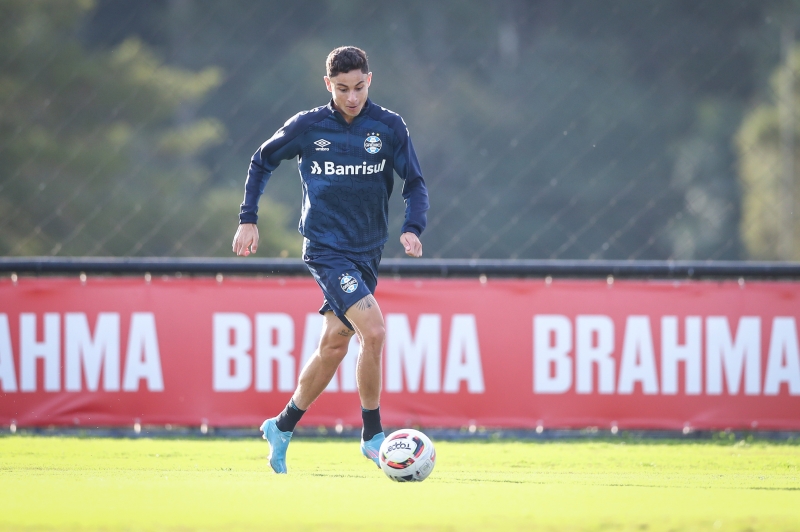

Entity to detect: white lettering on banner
[764,317,800,395]
[443,315,485,393]
[305,314,484,394]
[706,316,760,395]
[21,313,60,392]
[213,313,252,392]
[0,312,486,395]
[255,313,295,392]
[533,314,800,396]
[305,313,483,394]
[2,313,164,393]
[617,316,659,394]
[661,316,702,395]
[65,313,120,392]
[386,314,441,393]
[0,315,17,392]
[576,315,615,394]
[533,315,572,393]
[122,313,163,392]
[213,312,360,394]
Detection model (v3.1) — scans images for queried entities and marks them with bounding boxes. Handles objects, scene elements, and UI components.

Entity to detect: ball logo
[386,441,412,452]
[364,134,382,154]
[340,274,358,294]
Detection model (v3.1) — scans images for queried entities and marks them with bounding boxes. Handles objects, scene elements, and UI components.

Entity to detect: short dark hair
[326,46,369,77]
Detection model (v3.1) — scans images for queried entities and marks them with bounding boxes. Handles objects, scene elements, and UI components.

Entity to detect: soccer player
[232,46,429,474]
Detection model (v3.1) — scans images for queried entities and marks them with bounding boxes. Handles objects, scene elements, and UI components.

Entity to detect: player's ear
[324,76,333,93]
[366,72,372,87]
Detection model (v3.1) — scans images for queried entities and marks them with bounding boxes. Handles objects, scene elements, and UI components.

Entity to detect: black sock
[361,406,383,441]
[275,399,305,432]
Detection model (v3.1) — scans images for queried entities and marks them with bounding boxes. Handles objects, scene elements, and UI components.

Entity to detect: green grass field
[0,434,798,531]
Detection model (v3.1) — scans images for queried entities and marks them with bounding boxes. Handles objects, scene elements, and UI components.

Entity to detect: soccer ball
[379,428,436,482]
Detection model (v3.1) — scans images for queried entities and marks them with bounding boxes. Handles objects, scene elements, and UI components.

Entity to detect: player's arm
[234,145,278,256]
[233,116,306,256]
[233,150,271,256]
[393,122,429,257]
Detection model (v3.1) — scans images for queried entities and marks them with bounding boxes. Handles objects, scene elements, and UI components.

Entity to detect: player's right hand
[233,223,259,256]
[400,232,423,258]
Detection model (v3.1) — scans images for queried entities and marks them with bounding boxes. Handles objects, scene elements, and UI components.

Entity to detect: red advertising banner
[0,275,798,430]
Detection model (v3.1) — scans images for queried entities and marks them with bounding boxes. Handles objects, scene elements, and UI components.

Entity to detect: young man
[232,46,429,474]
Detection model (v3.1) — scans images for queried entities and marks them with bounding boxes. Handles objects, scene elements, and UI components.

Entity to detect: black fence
[2,257,800,280]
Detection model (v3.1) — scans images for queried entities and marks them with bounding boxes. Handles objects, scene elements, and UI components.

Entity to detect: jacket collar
[327,98,372,125]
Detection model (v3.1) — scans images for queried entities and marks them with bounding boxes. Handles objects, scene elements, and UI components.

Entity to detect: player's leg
[345,294,386,466]
[294,311,355,409]
[301,249,385,467]
[262,312,353,474]
[345,294,384,409]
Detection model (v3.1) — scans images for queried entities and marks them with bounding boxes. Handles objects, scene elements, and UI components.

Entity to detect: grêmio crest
[364,133,382,154]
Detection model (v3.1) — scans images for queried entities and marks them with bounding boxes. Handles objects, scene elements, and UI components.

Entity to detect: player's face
[325,70,372,123]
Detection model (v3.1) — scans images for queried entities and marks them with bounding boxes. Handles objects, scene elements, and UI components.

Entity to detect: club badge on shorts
[364,134,382,154]
[340,273,358,293]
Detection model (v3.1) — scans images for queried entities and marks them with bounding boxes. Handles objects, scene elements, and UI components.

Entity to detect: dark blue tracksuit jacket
[239,98,429,258]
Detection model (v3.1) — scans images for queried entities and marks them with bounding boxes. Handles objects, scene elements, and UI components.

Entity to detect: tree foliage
[737,45,800,260]
[0,0,300,257]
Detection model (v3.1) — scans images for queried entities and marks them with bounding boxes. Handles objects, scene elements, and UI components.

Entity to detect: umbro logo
[314,138,331,151]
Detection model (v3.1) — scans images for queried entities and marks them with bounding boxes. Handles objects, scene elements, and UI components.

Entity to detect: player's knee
[318,342,349,364]
[319,329,352,362]
[359,322,385,348]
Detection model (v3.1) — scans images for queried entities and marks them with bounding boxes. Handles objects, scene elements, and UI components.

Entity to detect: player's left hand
[400,232,422,258]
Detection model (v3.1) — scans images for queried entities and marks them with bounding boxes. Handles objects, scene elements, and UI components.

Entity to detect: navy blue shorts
[303,248,380,330]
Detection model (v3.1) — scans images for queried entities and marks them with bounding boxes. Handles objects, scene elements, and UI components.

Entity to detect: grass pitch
[0,434,798,531]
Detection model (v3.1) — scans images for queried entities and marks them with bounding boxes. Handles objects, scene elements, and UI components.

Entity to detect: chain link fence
[2,0,799,262]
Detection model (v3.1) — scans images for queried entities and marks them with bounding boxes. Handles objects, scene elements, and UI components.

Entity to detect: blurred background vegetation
[1,0,800,261]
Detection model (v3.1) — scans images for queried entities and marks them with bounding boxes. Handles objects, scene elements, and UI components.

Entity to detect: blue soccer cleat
[360,432,385,468]
[260,418,292,474]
